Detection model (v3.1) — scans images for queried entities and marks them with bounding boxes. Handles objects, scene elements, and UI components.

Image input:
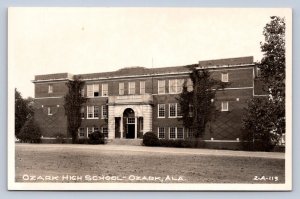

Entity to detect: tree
[15,89,33,136]
[242,16,286,150]
[177,67,226,138]
[259,16,286,136]
[64,77,87,144]
[17,117,41,143]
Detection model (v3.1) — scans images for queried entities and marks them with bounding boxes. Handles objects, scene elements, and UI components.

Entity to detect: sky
[8,8,290,98]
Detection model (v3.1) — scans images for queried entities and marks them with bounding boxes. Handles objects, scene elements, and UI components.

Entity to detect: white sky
[8,8,290,98]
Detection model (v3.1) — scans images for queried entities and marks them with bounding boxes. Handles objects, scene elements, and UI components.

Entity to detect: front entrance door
[123,109,135,139]
[127,124,135,139]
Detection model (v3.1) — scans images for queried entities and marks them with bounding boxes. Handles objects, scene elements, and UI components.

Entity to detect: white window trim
[87,106,99,119]
[221,73,229,82]
[158,80,165,94]
[140,81,145,94]
[158,127,165,139]
[158,104,165,118]
[48,84,53,93]
[102,83,108,97]
[168,103,177,118]
[47,107,52,115]
[221,101,229,112]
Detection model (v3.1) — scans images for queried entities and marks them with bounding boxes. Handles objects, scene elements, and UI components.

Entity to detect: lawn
[15,144,285,183]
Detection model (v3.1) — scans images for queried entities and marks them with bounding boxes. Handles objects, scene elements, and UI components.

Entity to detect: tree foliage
[17,117,41,143]
[64,77,87,144]
[178,67,226,138]
[15,89,33,136]
[242,16,286,150]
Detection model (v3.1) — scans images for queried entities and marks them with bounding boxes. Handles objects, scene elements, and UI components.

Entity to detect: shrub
[88,131,105,144]
[17,118,41,143]
[143,132,160,146]
[78,138,89,144]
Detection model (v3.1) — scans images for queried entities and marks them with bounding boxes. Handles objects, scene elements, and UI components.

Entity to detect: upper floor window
[221,73,229,82]
[48,84,53,93]
[158,104,165,118]
[87,84,99,97]
[158,80,165,94]
[169,103,177,118]
[169,79,184,94]
[256,67,262,78]
[119,82,124,95]
[87,106,99,119]
[102,105,108,119]
[128,82,135,95]
[221,101,229,112]
[81,88,85,97]
[102,83,108,96]
[187,78,193,92]
[80,107,85,119]
[140,81,145,94]
[177,104,183,117]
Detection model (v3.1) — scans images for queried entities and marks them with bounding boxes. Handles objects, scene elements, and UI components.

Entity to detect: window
[119,82,124,95]
[169,79,177,94]
[169,127,176,139]
[48,84,53,93]
[177,127,184,139]
[221,73,229,82]
[221,101,229,111]
[87,127,93,138]
[177,79,184,93]
[158,80,165,94]
[128,82,135,95]
[187,128,194,138]
[94,127,99,132]
[80,107,85,119]
[87,84,99,97]
[169,79,184,94]
[158,127,165,139]
[127,117,135,124]
[256,67,261,77]
[78,127,85,137]
[87,106,99,118]
[81,88,85,97]
[102,105,108,119]
[47,107,52,115]
[102,83,108,96]
[158,104,165,118]
[187,78,193,92]
[94,106,99,118]
[169,103,177,118]
[140,81,145,94]
[188,104,193,117]
[102,127,108,138]
[177,104,183,117]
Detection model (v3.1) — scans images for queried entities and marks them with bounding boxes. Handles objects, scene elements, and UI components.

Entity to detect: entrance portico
[107,94,153,139]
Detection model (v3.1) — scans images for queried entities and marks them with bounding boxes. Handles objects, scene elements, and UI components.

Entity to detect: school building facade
[32,56,264,145]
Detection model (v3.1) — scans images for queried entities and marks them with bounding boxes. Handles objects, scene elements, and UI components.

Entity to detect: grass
[15,144,285,183]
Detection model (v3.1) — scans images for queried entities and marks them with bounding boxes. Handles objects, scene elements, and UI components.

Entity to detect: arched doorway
[123,108,135,139]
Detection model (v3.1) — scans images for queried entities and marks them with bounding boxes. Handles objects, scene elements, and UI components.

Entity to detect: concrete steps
[107,139,142,146]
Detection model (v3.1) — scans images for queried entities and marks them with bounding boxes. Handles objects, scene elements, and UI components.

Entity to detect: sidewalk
[16,143,285,159]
